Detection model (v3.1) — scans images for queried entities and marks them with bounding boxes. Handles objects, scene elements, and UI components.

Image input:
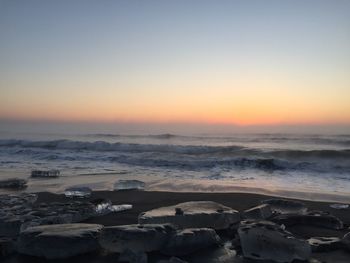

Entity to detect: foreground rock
[0,193,38,236]
[139,201,240,230]
[273,211,344,230]
[0,194,96,236]
[261,198,307,214]
[330,203,349,210]
[243,204,273,219]
[0,238,16,257]
[0,193,37,206]
[18,223,103,259]
[114,179,145,191]
[99,224,175,253]
[0,178,27,189]
[161,228,222,256]
[342,232,350,251]
[307,237,342,252]
[238,220,311,263]
[119,249,148,263]
[31,169,60,178]
[184,247,238,263]
[158,257,188,263]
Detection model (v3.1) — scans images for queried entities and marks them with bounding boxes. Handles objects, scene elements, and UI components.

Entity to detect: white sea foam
[0,133,349,197]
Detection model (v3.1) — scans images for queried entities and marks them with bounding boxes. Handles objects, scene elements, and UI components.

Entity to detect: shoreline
[3,185,350,204]
[36,190,350,232]
[2,169,350,204]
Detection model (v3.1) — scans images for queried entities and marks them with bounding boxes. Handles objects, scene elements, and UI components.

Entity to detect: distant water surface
[0,131,349,201]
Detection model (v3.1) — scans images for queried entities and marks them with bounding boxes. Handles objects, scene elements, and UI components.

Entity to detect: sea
[0,130,350,201]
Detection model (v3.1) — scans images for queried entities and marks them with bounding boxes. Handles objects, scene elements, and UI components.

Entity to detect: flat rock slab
[273,212,344,230]
[31,169,60,178]
[0,196,97,237]
[119,249,148,263]
[238,220,311,263]
[0,237,16,257]
[243,204,273,220]
[161,228,222,256]
[0,193,37,207]
[184,247,238,263]
[18,223,103,259]
[342,232,350,251]
[99,224,176,253]
[0,178,27,189]
[261,198,307,214]
[158,257,188,263]
[307,237,342,252]
[138,201,240,230]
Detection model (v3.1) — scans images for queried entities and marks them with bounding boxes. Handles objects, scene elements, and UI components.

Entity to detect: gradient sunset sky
[1,0,349,126]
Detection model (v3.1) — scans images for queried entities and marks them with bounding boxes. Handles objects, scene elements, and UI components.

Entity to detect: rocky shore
[1,189,350,262]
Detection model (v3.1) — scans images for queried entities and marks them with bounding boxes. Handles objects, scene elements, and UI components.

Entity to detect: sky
[1,0,350,129]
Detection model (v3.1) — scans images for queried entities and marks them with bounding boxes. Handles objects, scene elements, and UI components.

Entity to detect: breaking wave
[0,139,350,174]
[0,139,349,159]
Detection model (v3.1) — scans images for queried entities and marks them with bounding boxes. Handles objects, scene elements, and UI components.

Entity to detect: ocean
[0,131,349,201]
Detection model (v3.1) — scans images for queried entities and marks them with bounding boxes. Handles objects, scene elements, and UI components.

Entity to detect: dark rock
[0,238,16,257]
[139,201,240,230]
[119,249,148,263]
[238,220,311,263]
[273,211,344,230]
[329,203,349,209]
[0,194,97,237]
[261,198,307,214]
[157,257,188,263]
[184,246,238,263]
[0,178,27,189]
[342,232,350,251]
[307,237,342,252]
[161,228,222,256]
[99,224,176,253]
[18,223,103,259]
[31,169,60,178]
[0,217,23,237]
[243,204,273,219]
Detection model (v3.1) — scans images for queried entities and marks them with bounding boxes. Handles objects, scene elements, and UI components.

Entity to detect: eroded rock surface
[139,201,240,230]
[307,237,342,252]
[273,211,344,230]
[157,257,188,263]
[0,237,16,257]
[243,204,273,220]
[261,198,307,214]
[119,249,148,263]
[31,169,60,178]
[0,194,96,236]
[238,220,311,263]
[99,224,176,253]
[342,232,350,251]
[18,223,103,259]
[161,228,222,256]
[184,247,238,263]
[0,178,27,189]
